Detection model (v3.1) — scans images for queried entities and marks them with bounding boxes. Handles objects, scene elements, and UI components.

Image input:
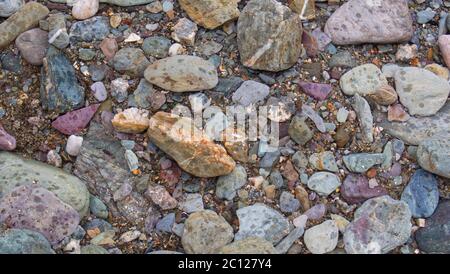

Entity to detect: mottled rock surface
[179,0,240,29]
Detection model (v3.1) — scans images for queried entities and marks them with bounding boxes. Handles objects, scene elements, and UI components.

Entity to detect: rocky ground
[0,0,449,254]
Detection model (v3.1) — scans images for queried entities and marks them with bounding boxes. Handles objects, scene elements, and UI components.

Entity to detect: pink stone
[340,174,388,204]
[304,203,326,220]
[100,37,118,60]
[438,35,450,68]
[15,28,49,66]
[72,0,99,20]
[0,124,16,151]
[299,81,332,101]
[311,28,331,51]
[52,104,100,135]
[145,184,178,210]
[388,104,410,122]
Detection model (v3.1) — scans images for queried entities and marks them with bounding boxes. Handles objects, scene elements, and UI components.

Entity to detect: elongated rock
[144,55,218,92]
[179,0,240,29]
[0,2,49,49]
[51,104,100,135]
[147,112,235,178]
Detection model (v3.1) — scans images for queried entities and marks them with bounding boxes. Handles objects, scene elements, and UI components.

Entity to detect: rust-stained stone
[179,0,240,29]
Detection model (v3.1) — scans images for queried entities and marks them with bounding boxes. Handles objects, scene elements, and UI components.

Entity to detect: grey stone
[113,48,150,78]
[216,165,247,201]
[401,169,439,218]
[307,172,341,196]
[304,220,339,254]
[417,130,450,178]
[232,80,270,107]
[352,94,374,143]
[0,229,54,254]
[340,64,388,96]
[343,153,385,173]
[288,116,313,146]
[69,16,110,43]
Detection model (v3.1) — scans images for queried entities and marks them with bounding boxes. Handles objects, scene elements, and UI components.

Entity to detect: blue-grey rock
[307,172,341,196]
[142,36,171,58]
[0,229,54,254]
[40,46,85,114]
[215,77,243,95]
[269,170,285,189]
[417,130,450,179]
[275,227,304,254]
[113,47,150,77]
[69,16,110,43]
[259,150,281,169]
[343,153,385,173]
[415,200,450,253]
[128,79,153,109]
[216,165,247,201]
[83,219,114,233]
[156,213,175,233]
[417,8,436,24]
[1,51,22,73]
[279,191,300,213]
[401,169,439,218]
[80,244,109,254]
[90,195,109,219]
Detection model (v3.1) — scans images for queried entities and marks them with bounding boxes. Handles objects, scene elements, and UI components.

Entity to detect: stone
[304,204,326,221]
[171,18,197,46]
[220,237,278,254]
[179,0,240,29]
[0,124,16,151]
[40,46,85,114]
[79,48,96,61]
[90,230,115,246]
[387,104,410,122]
[353,94,374,143]
[309,151,338,172]
[401,169,439,218]
[344,195,412,254]
[146,184,177,210]
[417,8,436,24]
[288,116,313,146]
[341,174,388,204]
[329,51,357,68]
[0,0,23,17]
[128,79,153,109]
[179,193,204,213]
[324,0,413,45]
[289,0,315,20]
[394,67,450,116]
[425,63,449,80]
[147,112,235,178]
[51,104,100,135]
[112,108,150,134]
[91,82,108,102]
[111,78,129,103]
[266,96,295,122]
[181,210,234,254]
[72,0,99,20]
[259,150,281,169]
[343,153,385,173]
[304,220,339,254]
[298,82,332,101]
[156,213,175,233]
[90,195,109,219]
[417,131,450,178]
[15,28,49,66]
[237,0,303,72]
[232,80,270,107]
[144,55,218,92]
[0,2,49,49]
[142,36,171,58]
[340,64,388,96]
[235,203,290,244]
[0,229,54,254]
[438,35,450,68]
[0,185,80,244]
[80,245,108,254]
[0,152,90,217]
[367,84,398,106]
[112,48,150,78]
[216,165,247,200]
[48,13,70,49]
[336,109,348,123]
[415,200,450,254]
[66,135,84,157]
[100,38,118,60]
[69,16,110,43]
[307,172,341,196]
[279,191,300,213]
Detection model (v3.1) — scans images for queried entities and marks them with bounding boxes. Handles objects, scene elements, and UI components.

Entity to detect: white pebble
[168,43,184,56]
[66,135,83,156]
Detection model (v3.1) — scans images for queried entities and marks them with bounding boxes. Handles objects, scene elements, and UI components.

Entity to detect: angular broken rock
[147,112,235,178]
[179,0,240,29]
[112,108,150,134]
[144,55,218,92]
[324,0,413,45]
[237,0,303,72]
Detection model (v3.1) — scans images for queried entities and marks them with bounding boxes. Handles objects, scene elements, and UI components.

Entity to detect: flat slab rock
[147,112,235,178]
[0,185,80,244]
[144,55,218,92]
[324,0,413,45]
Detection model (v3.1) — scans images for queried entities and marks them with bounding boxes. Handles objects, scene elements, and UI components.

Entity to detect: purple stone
[298,82,332,101]
[52,104,100,135]
[341,174,388,204]
[302,31,318,57]
[311,28,332,51]
[304,203,326,220]
[0,124,16,151]
[0,184,80,244]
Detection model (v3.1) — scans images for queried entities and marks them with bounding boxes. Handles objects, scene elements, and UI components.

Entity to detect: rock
[352,94,374,143]
[15,28,49,66]
[324,0,413,45]
[340,64,388,96]
[237,0,302,72]
[298,82,332,101]
[275,227,304,254]
[0,185,80,244]
[112,48,150,78]
[279,191,300,213]
[80,245,109,254]
[304,220,339,254]
[401,169,439,218]
[69,16,110,43]
[343,153,385,173]
[216,165,247,200]
[0,152,90,216]
[144,55,218,92]
[309,151,338,172]
[344,195,412,254]
[0,0,23,17]
[417,8,436,24]
[438,35,450,68]
[146,184,177,210]
[331,214,350,234]
[181,210,234,254]
[79,48,96,61]
[111,78,129,103]
[51,104,100,135]
[417,131,450,178]
[304,204,326,221]
[288,116,313,146]
[72,0,99,20]
[48,13,70,49]
[341,174,388,204]
[295,185,310,211]
[0,2,49,49]
[179,193,204,213]
[40,47,85,114]
[90,195,109,219]
[289,0,315,20]
[259,150,281,169]
[91,82,108,102]
[215,76,243,94]
[232,80,270,107]
[171,18,197,46]
[266,96,295,122]
[142,36,171,58]
[128,79,154,109]
[220,237,278,254]
[387,104,410,122]
[0,124,16,151]
[307,172,341,196]
[235,203,290,244]
[425,63,449,80]
[329,51,357,68]
[66,135,84,157]
[112,108,150,134]
[119,230,141,243]
[179,0,239,29]
[380,103,450,145]
[415,200,450,253]
[156,213,175,233]
[147,112,235,177]
[90,230,115,246]
[394,67,450,117]
[100,38,118,60]
[334,124,351,148]
[367,84,398,106]
[0,229,54,254]
[395,44,418,62]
